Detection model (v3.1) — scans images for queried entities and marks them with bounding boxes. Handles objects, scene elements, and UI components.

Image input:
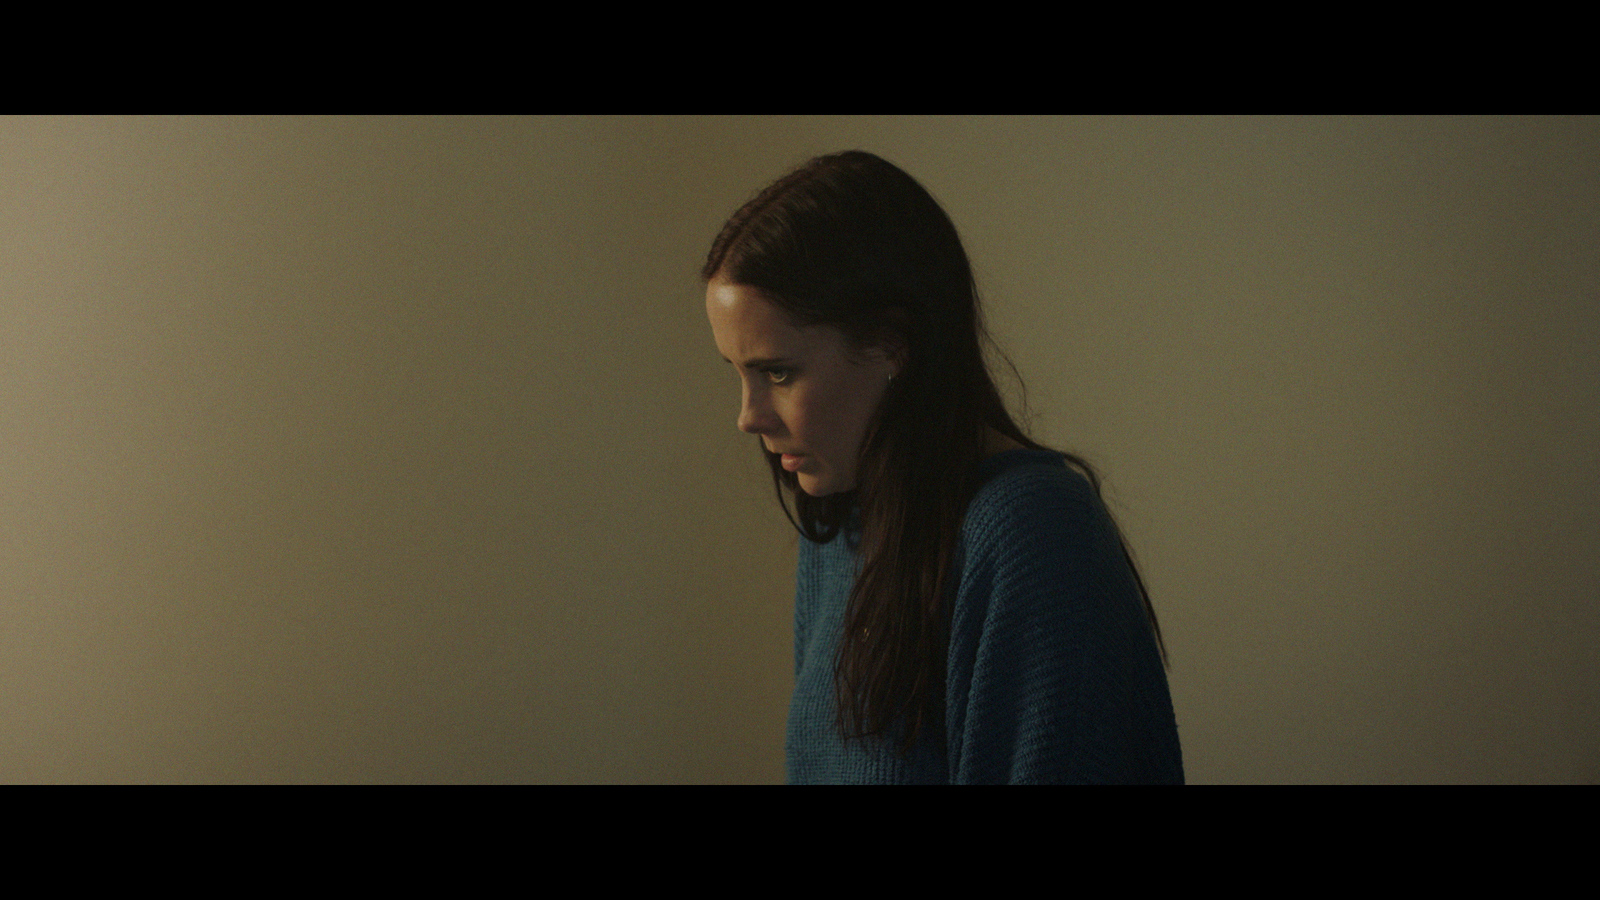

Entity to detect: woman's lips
[780,453,804,472]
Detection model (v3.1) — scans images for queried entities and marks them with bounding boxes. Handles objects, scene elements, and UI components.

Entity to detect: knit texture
[785,449,1184,784]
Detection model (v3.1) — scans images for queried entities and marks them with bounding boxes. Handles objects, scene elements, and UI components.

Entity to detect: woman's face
[706,278,898,497]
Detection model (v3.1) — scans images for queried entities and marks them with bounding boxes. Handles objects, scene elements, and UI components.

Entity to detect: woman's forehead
[707,281,843,365]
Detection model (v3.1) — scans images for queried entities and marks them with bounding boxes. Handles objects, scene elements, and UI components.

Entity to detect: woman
[704,151,1183,784]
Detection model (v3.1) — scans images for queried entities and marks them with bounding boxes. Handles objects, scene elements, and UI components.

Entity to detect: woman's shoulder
[962,448,1111,558]
[970,449,1097,515]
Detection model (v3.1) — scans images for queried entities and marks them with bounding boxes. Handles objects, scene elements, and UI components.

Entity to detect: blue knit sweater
[785,449,1183,784]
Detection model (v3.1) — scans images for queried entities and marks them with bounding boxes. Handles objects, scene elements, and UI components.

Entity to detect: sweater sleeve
[944,466,1182,784]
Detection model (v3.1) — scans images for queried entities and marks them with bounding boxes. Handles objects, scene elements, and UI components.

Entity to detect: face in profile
[706,278,899,497]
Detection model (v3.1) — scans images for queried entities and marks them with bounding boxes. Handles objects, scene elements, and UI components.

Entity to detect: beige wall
[2,116,1595,782]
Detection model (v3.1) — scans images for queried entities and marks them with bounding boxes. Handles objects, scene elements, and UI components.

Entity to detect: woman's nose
[737,385,775,435]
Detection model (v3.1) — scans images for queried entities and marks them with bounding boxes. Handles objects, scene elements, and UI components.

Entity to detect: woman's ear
[877,308,911,378]
[857,331,906,379]
[886,341,907,380]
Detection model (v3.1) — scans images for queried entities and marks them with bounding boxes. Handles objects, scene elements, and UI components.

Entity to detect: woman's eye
[765,368,792,385]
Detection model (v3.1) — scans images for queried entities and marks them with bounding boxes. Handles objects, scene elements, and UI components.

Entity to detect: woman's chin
[792,471,819,496]
[797,472,853,498]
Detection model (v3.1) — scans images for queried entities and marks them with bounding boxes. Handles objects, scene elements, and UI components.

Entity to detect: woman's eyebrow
[721,355,796,369]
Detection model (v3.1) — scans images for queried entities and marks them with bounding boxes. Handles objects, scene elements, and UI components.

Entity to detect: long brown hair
[703,151,1163,754]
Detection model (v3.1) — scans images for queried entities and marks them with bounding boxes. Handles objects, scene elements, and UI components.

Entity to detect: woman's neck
[982,427,1027,458]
